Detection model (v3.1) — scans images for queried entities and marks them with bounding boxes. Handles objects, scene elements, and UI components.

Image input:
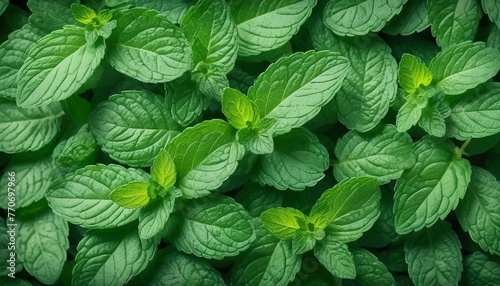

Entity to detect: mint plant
[1,0,500,285]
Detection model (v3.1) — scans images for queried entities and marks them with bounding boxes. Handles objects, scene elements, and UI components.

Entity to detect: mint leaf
[261,207,306,240]
[72,224,157,286]
[106,8,191,83]
[251,128,329,191]
[447,83,500,140]
[463,251,500,286]
[167,194,255,259]
[352,248,396,286]
[0,101,63,153]
[418,94,450,137]
[90,90,182,167]
[456,166,500,255]
[46,164,149,229]
[405,221,462,286]
[18,205,69,284]
[222,87,260,130]
[482,0,500,30]
[399,53,432,94]
[291,230,317,255]
[16,26,105,108]
[248,50,349,135]
[27,0,75,33]
[164,75,208,127]
[71,3,97,25]
[237,117,277,155]
[394,136,472,234]
[428,0,481,48]
[230,0,316,56]
[0,0,7,16]
[383,0,430,36]
[129,0,197,24]
[52,124,97,173]
[333,124,416,184]
[323,0,405,36]
[109,181,150,209]
[138,191,179,239]
[181,0,238,72]
[165,119,245,198]
[396,93,425,132]
[235,184,283,218]
[150,149,176,191]
[314,235,355,279]
[429,41,500,95]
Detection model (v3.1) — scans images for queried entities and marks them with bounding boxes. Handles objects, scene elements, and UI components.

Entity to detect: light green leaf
[52,124,97,173]
[230,0,316,56]
[333,124,416,184]
[150,149,176,190]
[394,136,472,234]
[396,94,424,132]
[463,251,500,286]
[18,205,69,284]
[27,0,75,33]
[323,0,406,36]
[129,0,197,24]
[0,24,44,100]
[429,41,500,95]
[167,194,255,260]
[222,87,260,130]
[418,94,450,137]
[191,64,229,100]
[138,191,179,240]
[251,128,329,191]
[16,26,105,108]
[71,3,97,25]
[165,119,245,199]
[46,164,149,229]
[181,0,237,72]
[405,221,462,286]
[446,83,500,140]
[235,183,283,218]
[106,8,191,83]
[456,166,500,255]
[0,156,55,209]
[236,117,277,155]
[428,0,481,48]
[0,101,63,153]
[248,50,349,135]
[73,224,157,286]
[0,0,7,16]
[110,181,150,209]
[312,177,381,242]
[482,0,500,30]
[383,0,430,35]
[399,53,433,94]
[314,235,355,279]
[142,248,225,286]
[351,249,396,285]
[261,207,306,240]
[90,90,182,167]
[164,75,208,127]
[291,230,317,255]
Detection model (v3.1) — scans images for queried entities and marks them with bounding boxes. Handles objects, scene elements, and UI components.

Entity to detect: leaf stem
[455,138,472,159]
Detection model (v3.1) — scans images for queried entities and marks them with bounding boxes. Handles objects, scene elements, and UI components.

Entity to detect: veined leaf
[394,136,472,234]
[222,87,260,130]
[71,3,97,25]
[235,184,283,218]
[291,230,317,255]
[405,221,462,286]
[418,94,450,137]
[89,90,182,167]
[150,149,176,190]
[167,194,255,260]
[248,50,349,135]
[352,248,396,286]
[463,251,500,286]
[429,41,500,95]
[261,207,306,240]
[16,26,105,108]
[165,119,245,199]
[128,0,197,24]
[109,182,150,209]
[46,164,149,229]
[323,0,406,36]
[0,101,63,153]
[456,167,500,255]
[230,0,316,56]
[164,75,208,127]
[399,53,432,94]
[52,124,97,173]
[0,0,7,16]
[333,124,416,184]
[383,0,430,36]
[27,0,75,33]
[314,235,355,279]
[107,8,191,83]
[395,91,428,132]
[138,191,179,240]
[482,0,500,30]
[72,224,157,286]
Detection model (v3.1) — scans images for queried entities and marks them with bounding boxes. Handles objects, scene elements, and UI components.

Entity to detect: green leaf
[482,0,500,30]
[251,128,329,191]
[52,124,97,173]
[27,0,75,33]
[191,64,229,100]
[429,41,500,95]
[456,166,500,255]
[222,87,260,130]
[164,75,208,127]
[106,8,191,83]
[352,248,396,286]
[89,90,182,167]
[16,26,106,108]
[428,0,481,48]
[311,177,381,242]
[150,149,176,190]
[72,224,157,286]
[418,94,450,137]
[394,136,472,234]
[313,235,355,279]
[71,3,97,25]
[0,0,7,16]
[323,0,406,36]
[261,207,306,240]
[396,94,424,132]
[0,101,63,153]
[247,50,349,135]
[138,191,179,239]
[0,156,55,209]
[46,164,149,229]
[333,124,416,184]
[129,0,197,24]
[230,0,316,56]
[110,181,150,209]
[167,194,255,259]
[236,117,277,155]
[463,251,500,286]
[18,205,69,284]
[235,183,283,218]
[165,119,245,199]
[405,221,462,286]
[446,83,500,140]
[383,0,430,36]
[291,230,317,255]
[181,0,237,72]
[399,53,433,94]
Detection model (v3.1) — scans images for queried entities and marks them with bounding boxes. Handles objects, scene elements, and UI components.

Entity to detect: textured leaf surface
[394,136,472,234]
[463,251,500,286]
[164,75,208,127]
[383,0,430,35]
[261,207,305,240]
[90,90,182,167]
[398,53,432,94]
[222,87,259,130]
[129,0,197,23]
[46,164,148,228]
[138,192,177,239]
[52,124,97,173]
[27,0,75,33]
[150,149,176,190]
[0,101,63,153]
[352,248,396,286]
[109,182,150,209]
[235,184,283,218]
[483,0,500,29]
[314,235,355,279]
